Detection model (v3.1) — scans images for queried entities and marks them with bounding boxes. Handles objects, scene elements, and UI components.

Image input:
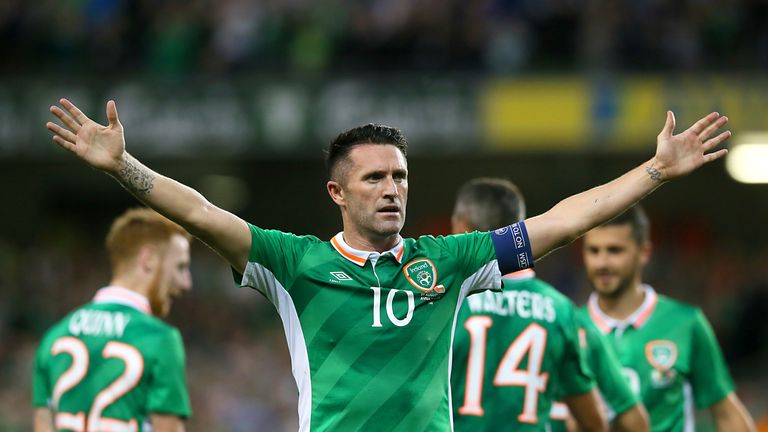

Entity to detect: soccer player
[450,177,606,431]
[46,98,729,431]
[32,208,193,432]
[549,316,651,432]
[580,205,756,431]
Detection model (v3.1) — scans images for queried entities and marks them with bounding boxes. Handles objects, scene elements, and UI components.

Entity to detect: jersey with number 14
[234,222,533,432]
[32,286,191,432]
[451,271,594,431]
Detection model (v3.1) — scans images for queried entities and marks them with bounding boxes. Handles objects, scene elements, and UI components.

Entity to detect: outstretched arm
[47,98,251,273]
[525,111,730,259]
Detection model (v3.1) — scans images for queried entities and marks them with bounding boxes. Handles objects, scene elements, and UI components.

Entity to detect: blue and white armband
[490,221,534,274]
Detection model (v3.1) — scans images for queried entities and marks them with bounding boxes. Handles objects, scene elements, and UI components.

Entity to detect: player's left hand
[651,111,730,181]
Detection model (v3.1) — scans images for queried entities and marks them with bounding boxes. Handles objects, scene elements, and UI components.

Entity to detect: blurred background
[1,0,768,430]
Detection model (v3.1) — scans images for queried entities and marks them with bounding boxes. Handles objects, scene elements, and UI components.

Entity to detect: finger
[703,148,728,163]
[50,106,81,133]
[59,98,92,125]
[46,121,78,143]
[106,100,120,128]
[660,111,676,138]
[702,130,732,151]
[52,134,77,153]
[688,111,719,135]
[698,115,728,140]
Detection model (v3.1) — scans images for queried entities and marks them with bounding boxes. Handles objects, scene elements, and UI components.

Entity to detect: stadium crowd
[1,0,767,76]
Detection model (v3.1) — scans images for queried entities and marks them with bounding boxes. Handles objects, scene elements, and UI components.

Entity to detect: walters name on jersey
[464,285,557,322]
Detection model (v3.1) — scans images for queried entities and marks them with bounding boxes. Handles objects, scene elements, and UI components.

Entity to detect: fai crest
[403,258,438,292]
[645,340,678,371]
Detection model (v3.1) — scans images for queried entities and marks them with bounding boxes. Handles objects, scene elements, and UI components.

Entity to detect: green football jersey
[451,270,594,431]
[32,286,191,432]
[234,223,534,432]
[583,286,734,432]
[549,314,639,432]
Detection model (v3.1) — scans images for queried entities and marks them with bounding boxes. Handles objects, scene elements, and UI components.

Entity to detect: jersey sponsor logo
[329,271,353,282]
[646,340,678,388]
[402,258,438,292]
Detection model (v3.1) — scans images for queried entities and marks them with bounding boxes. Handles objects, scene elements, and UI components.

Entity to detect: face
[328,144,408,242]
[148,234,192,317]
[582,224,649,298]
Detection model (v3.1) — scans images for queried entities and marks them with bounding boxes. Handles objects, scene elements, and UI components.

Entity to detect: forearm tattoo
[645,165,663,183]
[118,157,154,195]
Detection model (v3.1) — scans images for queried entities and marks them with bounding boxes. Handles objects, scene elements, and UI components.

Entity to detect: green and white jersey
[32,286,191,432]
[451,270,594,431]
[549,314,639,432]
[234,223,534,432]
[584,285,734,432]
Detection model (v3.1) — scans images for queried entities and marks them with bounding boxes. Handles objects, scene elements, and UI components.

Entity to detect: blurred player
[549,315,650,432]
[580,205,756,431]
[450,178,606,431]
[32,208,193,432]
[47,98,729,431]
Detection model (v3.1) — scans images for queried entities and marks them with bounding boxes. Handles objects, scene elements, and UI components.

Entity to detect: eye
[365,172,384,182]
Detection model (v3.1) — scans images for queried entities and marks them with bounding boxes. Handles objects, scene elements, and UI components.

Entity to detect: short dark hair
[601,205,650,245]
[453,178,526,231]
[326,123,408,181]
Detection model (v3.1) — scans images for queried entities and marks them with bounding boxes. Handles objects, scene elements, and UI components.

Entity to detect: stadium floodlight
[725,132,768,184]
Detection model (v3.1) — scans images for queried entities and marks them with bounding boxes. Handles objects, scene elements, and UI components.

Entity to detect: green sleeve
[438,232,501,293]
[581,317,639,416]
[556,307,595,397]
[31,338,52,408]
[147,329,191,417]
[233,223,317,289]
[689,309,734,408]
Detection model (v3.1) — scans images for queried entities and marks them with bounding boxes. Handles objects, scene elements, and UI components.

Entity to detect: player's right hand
[47,98,126,173]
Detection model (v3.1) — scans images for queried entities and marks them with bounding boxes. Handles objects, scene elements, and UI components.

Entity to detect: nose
[591,250,611,267]
[181,270,193,291]
[384,176,399,197]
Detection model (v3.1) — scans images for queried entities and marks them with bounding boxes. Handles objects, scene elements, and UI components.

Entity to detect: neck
[597,282,646,321]
[110,274,150,299]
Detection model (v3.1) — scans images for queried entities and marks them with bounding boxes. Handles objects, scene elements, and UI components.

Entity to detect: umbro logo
[330,271,352,282]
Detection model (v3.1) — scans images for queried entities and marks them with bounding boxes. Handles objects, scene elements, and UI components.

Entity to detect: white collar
[330,232,405,267]
[93,285,151,315]
[588,285,658,333]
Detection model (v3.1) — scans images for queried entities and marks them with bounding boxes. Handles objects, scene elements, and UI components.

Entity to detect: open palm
[654,111,730,180]
[47,98,126,173]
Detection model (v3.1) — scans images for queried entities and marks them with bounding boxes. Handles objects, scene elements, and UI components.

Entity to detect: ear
[327,180,345,206]
[137,245,160,274]
[639,240,652,267]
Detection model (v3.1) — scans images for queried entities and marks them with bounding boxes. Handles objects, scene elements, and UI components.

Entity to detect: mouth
[592,272,614,284]
[377,204,401,216]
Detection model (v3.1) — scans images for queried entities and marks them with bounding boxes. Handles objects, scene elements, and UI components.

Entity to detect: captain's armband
[490,221,534,274]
